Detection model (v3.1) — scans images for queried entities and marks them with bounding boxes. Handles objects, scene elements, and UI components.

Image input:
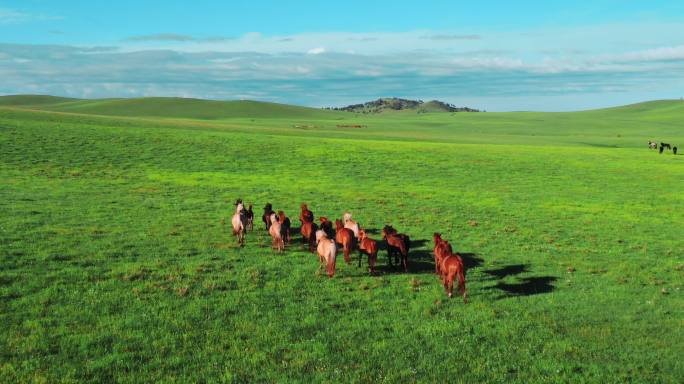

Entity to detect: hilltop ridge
[328,97,480,113]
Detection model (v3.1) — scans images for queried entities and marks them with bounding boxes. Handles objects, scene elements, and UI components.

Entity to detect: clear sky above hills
[2,0,684,111]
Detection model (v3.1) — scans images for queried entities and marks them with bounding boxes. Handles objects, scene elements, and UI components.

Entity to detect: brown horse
[300,203,314,224]
[358,229,378,274]
[335,219,356,264]
[246,204,254,231]
[262,203,274,230]
[441,252,467,303]
[278,211,291,244]
[316,230,337,277]
[382,225,410,272]
[268,213,284,252]
[319,217,334,239]
[300,221,318,253]
[432,233,453,275]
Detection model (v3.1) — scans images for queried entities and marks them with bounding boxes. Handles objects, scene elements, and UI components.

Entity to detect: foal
[268,213,285,252]
[335,219,356,264]
[231,201,247,246]
[358,229,378,274]
[316,230,337,277]
[382,225,410,272]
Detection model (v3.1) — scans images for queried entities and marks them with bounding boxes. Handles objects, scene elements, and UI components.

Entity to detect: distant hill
[329,97,480,113]
[0,95,345,120]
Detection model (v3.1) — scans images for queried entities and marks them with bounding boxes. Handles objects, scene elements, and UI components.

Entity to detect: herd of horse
[230,199,467,301]
[649,140,678,154]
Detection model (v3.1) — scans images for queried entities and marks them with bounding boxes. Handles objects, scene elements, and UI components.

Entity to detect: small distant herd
[230,200,467,302]
[649,140,678,154]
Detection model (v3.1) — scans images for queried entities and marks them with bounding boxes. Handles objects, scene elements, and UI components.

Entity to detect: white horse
[343,212,360,238]
[316,230,337,277]
[269,213,284,252]
[231,202,246,246]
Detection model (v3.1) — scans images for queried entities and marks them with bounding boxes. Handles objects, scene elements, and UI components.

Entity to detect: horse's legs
[358,250,363,267]
[386,247,393,267]
[369,251,377,274]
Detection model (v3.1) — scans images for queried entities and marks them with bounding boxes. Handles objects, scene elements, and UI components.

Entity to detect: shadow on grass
[484,263,557,298]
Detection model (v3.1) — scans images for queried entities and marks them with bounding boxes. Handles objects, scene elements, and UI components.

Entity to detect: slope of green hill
[0,95,346,120]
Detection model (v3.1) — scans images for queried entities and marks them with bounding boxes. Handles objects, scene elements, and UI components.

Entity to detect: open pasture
[1,97,683,382]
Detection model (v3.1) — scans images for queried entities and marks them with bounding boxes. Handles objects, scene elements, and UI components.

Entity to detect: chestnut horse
[268,213,284,252]
[382,225,410,272]
[432,233,453,275]
[343,212,360,238]
[300,203,314,224]
[358,229,378,274]
[231,201,247,246]
[278,211,291,244]
[335,219,356,264]
[441,251,467,303]
[316,230,337,277]
[301,221,318,253]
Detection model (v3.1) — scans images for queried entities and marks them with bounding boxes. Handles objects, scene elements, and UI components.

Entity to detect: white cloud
[0,7,62,24]
[307,47,326,55]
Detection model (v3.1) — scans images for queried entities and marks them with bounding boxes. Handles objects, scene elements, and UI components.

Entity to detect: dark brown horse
[262,203,274,230]
[278,211,291,244]
[300,203,314,224]
[300,221,318,253]
[335,219,356,264]
[441,252,467,303]
[382,225,410,272]
[319,217,334,239]
[358,229,378,274]
[246,204,254,231]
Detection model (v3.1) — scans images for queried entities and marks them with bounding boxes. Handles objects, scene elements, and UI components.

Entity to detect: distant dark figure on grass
[262,203,274,230]
[661,142,672,151]
[358,229,378,274]
[674,146,678,155]
[231,200,247,246]
[659,145,664,154]
[316,230,337,277]
[382,225,410,272]
[335,219,356,264]
[278,211,291,244]
[246,204,254,231]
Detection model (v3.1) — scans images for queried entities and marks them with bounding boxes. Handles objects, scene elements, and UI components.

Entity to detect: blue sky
[2,1,684,110]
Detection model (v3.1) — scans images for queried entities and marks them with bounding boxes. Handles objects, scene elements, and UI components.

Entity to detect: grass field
[1,96,683,383]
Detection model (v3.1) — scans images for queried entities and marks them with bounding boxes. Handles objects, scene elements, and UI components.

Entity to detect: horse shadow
[483,263,556,298]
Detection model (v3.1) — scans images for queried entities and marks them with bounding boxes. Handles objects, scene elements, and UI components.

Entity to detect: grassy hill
[0,97,683,382]
[0,95,345,120]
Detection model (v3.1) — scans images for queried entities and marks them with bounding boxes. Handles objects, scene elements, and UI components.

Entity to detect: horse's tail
[456,258,467,303]
[327,243,337,277]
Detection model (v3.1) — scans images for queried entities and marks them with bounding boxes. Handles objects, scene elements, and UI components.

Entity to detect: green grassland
[1,96,683,383]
